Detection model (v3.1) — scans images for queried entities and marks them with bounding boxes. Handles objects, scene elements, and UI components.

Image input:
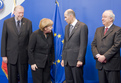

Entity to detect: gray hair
[14,5,24,11]
[104,10,115,21]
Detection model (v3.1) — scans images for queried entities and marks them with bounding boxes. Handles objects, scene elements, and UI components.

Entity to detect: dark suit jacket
[62,20,88,66]
[91,24,121,70]
[1,17,32,64]
[28,29,54,68]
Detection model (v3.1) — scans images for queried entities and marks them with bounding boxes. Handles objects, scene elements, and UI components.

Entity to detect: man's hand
[103,59,107,63]
[76,61,83,67]
[31,64,38,71]
[96,54,101,58]
[61,60,64,67]
[2,57,8,63]
[98,55,106,63]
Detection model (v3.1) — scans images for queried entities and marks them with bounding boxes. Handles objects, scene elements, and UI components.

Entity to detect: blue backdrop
[0,0,121,83]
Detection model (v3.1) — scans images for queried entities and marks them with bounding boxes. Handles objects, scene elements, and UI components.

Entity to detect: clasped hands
[96,54,107,63]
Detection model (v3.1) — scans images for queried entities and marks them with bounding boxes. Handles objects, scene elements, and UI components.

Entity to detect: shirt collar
[14,17,21,23]
[71,19,78,27]
[14,18,21,26]
[105,23,113,29]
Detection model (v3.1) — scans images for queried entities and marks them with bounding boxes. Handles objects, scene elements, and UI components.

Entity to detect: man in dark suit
[91,10,121,83]
[61,9,88,83]
[1,5,32,83]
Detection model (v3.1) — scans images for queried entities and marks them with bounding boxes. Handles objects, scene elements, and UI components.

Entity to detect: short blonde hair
[39,18,53,31]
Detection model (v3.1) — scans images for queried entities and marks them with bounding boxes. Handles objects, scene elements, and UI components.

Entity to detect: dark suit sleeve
[62,36,66,60]
[104,28,121,61]
[28,33,37,65]
[62,26,67,60]
[91,29,99,59]
[77,24,88,62]
[28,21,32,37]
[50,31,55,62]
[1,21,7,57]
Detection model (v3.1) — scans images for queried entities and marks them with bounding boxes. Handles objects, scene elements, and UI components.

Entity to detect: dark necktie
[17,21,21,33]
[69,25,73,36]
[104,28,108,35]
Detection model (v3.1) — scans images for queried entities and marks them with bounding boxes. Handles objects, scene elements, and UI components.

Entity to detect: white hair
[104,10,115,21]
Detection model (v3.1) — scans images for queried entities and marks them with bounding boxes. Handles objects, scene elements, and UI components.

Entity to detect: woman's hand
[31,64,38,71]
[61,60,64,67]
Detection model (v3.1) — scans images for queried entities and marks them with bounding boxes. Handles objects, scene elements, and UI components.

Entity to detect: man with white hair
[1,5,32,83]
[91,10,121,83]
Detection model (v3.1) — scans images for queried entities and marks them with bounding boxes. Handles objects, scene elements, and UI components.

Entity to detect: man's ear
[70,14,73,18]
[110,18,113,22]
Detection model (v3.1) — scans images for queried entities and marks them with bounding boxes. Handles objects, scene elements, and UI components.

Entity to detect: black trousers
[31,62,51,83]
[64,64,84,83]
[7,57,28,83]
[98,69,120,83]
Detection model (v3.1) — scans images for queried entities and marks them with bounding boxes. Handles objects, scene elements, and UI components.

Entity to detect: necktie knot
[17,20,20,27]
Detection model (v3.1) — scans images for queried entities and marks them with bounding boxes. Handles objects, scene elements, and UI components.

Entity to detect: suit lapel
[11,17,19,35]
[102,24,114,39]
[38,29,48,43]
[68,21,79,40]
[19,18,26,35]
[11,17,26,36]
[66,25,70,41]
[100,27,105,39]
